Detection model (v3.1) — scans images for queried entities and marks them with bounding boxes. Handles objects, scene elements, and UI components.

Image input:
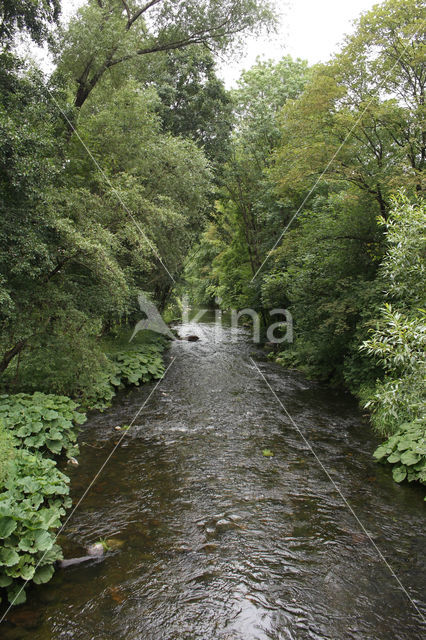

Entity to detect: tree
[0,68,129,384]
[56,0,276,110]
[260,189,384,382]
[0,65,212,385]
[198,57,309,307]
[0,0,60,46]
[149,47,233,171]
[274,0,425,214]
[69,77,212,306]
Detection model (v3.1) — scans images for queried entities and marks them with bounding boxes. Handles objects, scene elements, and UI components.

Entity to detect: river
[2,317,425,639]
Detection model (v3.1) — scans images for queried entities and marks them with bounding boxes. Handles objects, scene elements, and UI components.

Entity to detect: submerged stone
[86,542,105,556]
[58,555,98,568]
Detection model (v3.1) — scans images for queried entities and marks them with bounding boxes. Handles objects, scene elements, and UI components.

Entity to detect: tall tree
[211,57,309,305]
[147,47,233,170]
[274,0,425,214]
[184,57,309,309]
[57,0,276,109]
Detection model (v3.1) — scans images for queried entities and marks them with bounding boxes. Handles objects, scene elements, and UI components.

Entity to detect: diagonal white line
[45,88,176,284]
[249,357,426,624]
[250,19,425,282]
[0,356,176,619]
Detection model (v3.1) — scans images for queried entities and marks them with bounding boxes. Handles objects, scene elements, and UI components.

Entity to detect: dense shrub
[0,339,167,605]
[361,306,425,436]
[0,393,86,459]
[373,420,426,489]
[113,344,165,385]
[0,395,84,604]
[360,195,425,487]
[82,343,166,410]
[0,449,71,604]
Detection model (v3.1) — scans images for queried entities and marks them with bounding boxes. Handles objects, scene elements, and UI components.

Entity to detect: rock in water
[86,542,105,556]
[58,555,97,568]
[187,335,200,342]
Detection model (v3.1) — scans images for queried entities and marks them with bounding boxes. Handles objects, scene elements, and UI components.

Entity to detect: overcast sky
[219,0,379,86]
[40,0,379,85]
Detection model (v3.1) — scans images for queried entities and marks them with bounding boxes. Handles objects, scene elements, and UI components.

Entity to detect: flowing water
[2,318,425,639]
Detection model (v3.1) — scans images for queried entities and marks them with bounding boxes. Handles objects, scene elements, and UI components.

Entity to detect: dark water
[2,319,425,639]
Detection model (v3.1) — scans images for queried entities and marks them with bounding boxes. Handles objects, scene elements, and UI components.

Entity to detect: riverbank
[268,344,426,495]
[0,332,168,606]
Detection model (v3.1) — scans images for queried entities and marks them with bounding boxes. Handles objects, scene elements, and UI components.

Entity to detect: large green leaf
[400,450,421,466]
[387,451,401,463]
[0,548,19,567]
[33,530,54,552]
[0,574,13,587]
[33,564,55,585]
[19,565,36,581]
[7,583,27,605]
[0,517,17,539]
[392,465,407,483]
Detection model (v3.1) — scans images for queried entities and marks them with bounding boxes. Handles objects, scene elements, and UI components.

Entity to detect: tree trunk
[0,340,27,375]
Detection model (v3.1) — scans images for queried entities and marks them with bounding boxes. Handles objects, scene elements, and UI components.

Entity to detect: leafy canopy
[57,0,277,108]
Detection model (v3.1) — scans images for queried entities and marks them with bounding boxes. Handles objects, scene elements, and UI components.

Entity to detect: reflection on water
[2,319,425,639]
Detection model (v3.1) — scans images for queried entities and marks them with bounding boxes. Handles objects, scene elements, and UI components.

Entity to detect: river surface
[2,318,425,639]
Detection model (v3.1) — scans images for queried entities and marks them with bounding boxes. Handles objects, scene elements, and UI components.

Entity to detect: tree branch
[127,0,164,30]
[120,0,131,22]
[0,340,27,375]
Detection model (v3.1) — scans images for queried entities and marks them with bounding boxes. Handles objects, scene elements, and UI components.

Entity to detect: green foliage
[57,0,276,109]
[0,448,70,604]
[147,47,233,171]
[378,195,426,306]
[186,56,309,307]
[0,0,60,46]
[361,195,425,435]
[373,421,426,488]
[0,420,15,486]
[264,192,382,382]
[358,194,425,489]
[82,343,166,411]
[113,345,165,386]
[0,68,210,388]
[80,361,121,413]
[274,0,424,208]
[0,340,166,604]
[0,393,86,459]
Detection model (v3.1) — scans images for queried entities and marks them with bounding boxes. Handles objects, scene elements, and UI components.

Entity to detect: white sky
[219,0,379,87]
[37,0,379,85]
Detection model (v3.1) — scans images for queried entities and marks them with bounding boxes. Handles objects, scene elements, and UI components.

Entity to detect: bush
[113,344,165,385]
[0,449,71,604]
[0,393,87,459]
[360,194,425,489]
[79,360,122,411]
[361,306,425,436]
[81,343,166,410]
[373,420,426,489]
